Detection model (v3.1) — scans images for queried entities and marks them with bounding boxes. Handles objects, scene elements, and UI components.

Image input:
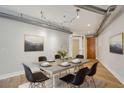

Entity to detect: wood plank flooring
[0,60,124,88]
[86,60,124,88]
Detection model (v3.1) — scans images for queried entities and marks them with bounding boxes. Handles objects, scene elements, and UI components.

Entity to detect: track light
[76,9,80,19]
[40,8,80,25]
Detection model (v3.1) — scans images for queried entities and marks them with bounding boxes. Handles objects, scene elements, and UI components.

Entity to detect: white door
[72,38,80,58]
[69,35,86,58]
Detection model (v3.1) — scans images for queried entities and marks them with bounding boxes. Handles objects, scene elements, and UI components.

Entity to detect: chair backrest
[76,55,84,59]
[87,62,98,76]
[39,56,47,62]
[55,54,61,59]
[72,67,88,85]
[22,63,34,82]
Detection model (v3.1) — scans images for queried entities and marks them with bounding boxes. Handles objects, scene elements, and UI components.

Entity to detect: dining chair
[55,54,61,59]
[38,56,47,62]
[76,54,84,59]
[75,54,84,71]
[85,62,98,88]
[38,56,49,74]
[54,54,69,77]
[22,63,49,88]
[60,67,88,88]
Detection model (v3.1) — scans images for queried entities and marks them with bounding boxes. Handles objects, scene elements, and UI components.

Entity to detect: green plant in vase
[57,50,67,61]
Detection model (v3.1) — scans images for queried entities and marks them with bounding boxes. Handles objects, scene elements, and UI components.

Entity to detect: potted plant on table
[57,50,68,61]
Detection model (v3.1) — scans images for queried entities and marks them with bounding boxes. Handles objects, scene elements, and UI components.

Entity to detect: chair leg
[30,83,35,88]
[59,72,62,77]
[67,69,70,74]
[65,83,71,88]
[74,66,77,73]
[47,73,51,78]
[85,77,89,87]
[43,81,46,88]
[64,83,68,88]
[29,82,44,88]
[68,84,71,88]
[31,83,35,88]
[34,83,39,88]
[32,82,45,88]
[69,84,73,88]
[80,64,84,69]
[35,82,39,88]
[91,77,96,88]
[41,82,44,88]
[86,76,96,88]
[29,82,32,88]
[65,70,68,74]
[78,85,81,88]
[40,81,46,88]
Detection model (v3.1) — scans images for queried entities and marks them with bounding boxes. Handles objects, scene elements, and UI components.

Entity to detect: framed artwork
[110,33,124,54]
[24,35,44,52]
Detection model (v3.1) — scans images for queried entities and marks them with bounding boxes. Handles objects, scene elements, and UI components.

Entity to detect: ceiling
[96,5,110,10]
[1,5,110,35]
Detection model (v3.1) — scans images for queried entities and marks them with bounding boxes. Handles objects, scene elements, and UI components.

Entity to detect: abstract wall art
[110,33,124,54]
[24,35,44,52]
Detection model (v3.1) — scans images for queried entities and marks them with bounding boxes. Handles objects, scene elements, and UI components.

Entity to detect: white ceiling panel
[0,5,110,35]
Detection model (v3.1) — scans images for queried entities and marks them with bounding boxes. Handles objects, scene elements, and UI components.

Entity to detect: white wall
[97,6,124,84]
[0,17,69,77]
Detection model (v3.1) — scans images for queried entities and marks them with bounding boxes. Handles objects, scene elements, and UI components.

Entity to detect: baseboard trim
[0,67,40,80]
[98,58,124,85]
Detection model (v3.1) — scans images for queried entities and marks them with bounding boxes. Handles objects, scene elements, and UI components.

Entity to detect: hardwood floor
[0,74,28,88]
[0,60,124,88]
[86,60,124,88]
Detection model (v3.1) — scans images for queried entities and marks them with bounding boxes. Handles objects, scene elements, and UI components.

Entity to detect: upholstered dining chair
[22,63,49,88]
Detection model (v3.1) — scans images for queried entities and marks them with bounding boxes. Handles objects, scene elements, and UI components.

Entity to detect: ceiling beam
[75,5,117,36]
[0,7,72,34]
[95,13,111,36]
[75,5,107,15]
[95,5,117,36]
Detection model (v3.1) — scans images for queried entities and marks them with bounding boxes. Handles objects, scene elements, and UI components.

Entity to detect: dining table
[33,59,90,88]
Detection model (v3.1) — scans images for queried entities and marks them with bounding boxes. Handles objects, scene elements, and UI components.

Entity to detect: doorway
[87,37,96,59]
[69,35,86,58]
[72,38,80,58]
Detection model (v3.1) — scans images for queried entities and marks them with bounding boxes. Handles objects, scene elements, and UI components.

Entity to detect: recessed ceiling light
[88,31,90,33]
[76,15,80,19]
[88,24,91,27]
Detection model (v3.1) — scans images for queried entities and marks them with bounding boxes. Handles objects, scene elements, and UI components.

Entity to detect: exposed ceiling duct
[0,7,72,34]
[75,5,117,37]
[95,5,117,36]
[75,5,107,15]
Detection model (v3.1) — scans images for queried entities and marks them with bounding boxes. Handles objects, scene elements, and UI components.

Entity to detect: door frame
[87,36,96,59]
[68,35,87,59]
